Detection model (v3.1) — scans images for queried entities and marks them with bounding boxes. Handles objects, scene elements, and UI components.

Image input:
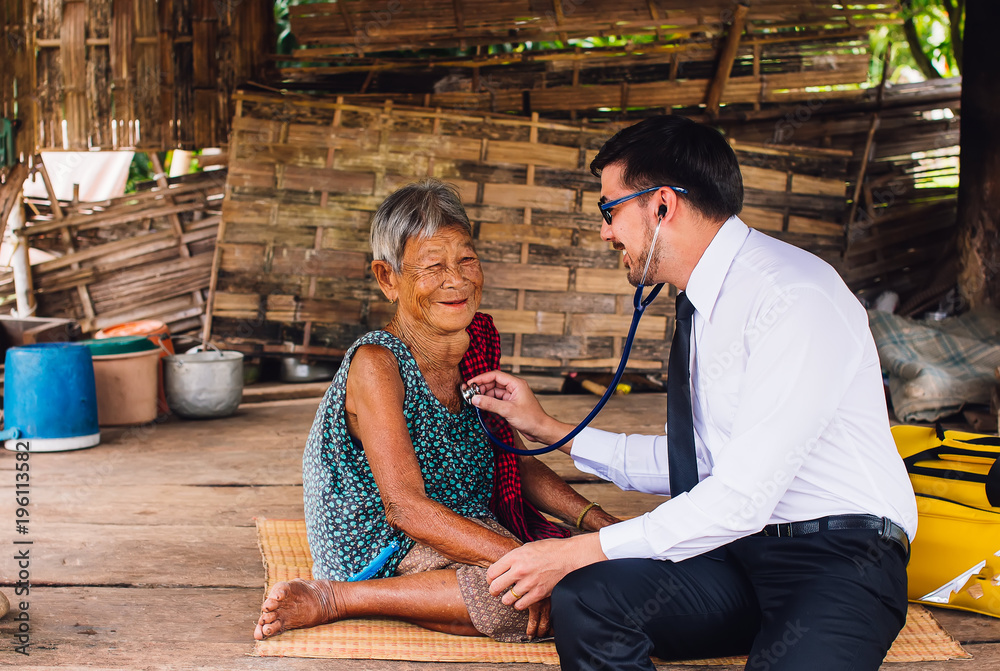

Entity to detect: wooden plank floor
[0,393,996,669]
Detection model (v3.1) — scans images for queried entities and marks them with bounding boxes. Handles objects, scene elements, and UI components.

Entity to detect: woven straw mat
[253,518,971,665]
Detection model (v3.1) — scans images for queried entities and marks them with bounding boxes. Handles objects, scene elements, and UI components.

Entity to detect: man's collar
[683,216,750,322]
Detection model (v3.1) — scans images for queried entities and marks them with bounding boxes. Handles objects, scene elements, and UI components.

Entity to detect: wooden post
[844,46,891,245]
[158,0,175,148]
[110,0,135,148]
[201,96,243,345]
[507,113,542,372]
[1,163,32,315]
[36,156,98,330]
[957,0,1000,309]
[149,153,207,329]
[192,0,219,149]
[0,162,29,235]
[62,0,88,149]
[300,97,345,355]
[168,150,193,177]
[7,195,36,316]
[704,1,751,119]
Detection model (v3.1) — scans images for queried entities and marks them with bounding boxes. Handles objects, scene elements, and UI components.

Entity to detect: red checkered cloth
[460,312,571,543]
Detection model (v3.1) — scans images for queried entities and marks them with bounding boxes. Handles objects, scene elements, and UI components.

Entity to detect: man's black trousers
[551,528,908,671]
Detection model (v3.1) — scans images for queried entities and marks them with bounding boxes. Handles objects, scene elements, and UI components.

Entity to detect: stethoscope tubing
[473,281,664,455]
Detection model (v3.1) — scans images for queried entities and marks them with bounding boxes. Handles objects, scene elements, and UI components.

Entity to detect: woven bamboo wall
[1,0,36,169]
[288,0,897,51]
[205,91,848,373]
[719,77,961,315]
[281,35,873,117]
[2,0,272,153]
[278,1,899,119]
[0,167,226,334]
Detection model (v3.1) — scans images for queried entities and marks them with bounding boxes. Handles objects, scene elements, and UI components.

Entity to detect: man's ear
[653,186,683,227]
[371,260,398,303]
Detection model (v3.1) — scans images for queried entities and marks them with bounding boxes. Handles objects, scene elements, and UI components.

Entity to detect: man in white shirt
[467,115,917,670]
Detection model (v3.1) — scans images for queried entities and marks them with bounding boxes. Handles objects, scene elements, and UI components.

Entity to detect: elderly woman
[255,179,619,643]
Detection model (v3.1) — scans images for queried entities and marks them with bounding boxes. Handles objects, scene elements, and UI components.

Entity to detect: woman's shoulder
[350,340,400,372]
[347,331,406,372]
[345,330,424,394]
[343,330,408,364]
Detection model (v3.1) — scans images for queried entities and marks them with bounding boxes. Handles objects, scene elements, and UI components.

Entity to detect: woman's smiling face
[394,225,483,333]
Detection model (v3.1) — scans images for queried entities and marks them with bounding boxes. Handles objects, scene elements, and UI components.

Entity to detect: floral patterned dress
[302,330,495,581]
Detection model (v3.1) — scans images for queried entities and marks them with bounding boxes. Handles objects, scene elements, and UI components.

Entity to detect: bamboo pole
[169,150,194,177]
[149,153,207,327]
[300,96,345,355]
[200,98,242,345]
[1,163,33,316]
[510,112,541,372]
[281,27,868,68]
[844,45,892,242]
[705,1,751,119]
[7,196,36,316]
[35,156,98,329]
[0,163,30,233]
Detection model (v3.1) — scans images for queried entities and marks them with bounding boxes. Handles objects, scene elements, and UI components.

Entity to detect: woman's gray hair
[370,179,472,272]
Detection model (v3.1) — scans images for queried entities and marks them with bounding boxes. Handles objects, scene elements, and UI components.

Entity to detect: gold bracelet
[575,502,601,530]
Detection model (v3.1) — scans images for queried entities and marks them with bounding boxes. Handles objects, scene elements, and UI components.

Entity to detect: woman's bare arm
[513,433,621,533]
[345,345,520,567]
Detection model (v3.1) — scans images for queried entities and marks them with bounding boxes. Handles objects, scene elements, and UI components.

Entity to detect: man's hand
[465,371,569,445]
[487,534,608,610]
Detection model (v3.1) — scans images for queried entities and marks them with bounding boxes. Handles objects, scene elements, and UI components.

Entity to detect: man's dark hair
[590,115,743,222]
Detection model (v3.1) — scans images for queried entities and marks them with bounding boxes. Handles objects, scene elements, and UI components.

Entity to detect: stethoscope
[463,207,667,455]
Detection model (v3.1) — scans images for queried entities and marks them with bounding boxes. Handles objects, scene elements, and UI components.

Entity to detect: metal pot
[163,348,244,419]
[279,355,337,383]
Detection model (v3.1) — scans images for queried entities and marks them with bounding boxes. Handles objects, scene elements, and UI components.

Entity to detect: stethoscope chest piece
[464,282,663,456]
[461,383,481,405]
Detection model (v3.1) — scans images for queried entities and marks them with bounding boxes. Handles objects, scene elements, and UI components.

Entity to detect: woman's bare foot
[254,578,341,640]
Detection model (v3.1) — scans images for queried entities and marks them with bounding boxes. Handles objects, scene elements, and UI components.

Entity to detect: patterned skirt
[394,518,537,643]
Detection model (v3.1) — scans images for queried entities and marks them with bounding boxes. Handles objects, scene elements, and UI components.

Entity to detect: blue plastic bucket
[2,343,101,452]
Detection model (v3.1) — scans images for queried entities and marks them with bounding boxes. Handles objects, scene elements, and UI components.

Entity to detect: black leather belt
[756,514,909,559]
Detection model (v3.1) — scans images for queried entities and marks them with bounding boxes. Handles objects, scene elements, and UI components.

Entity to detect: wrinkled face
[599,163,661,287]
[395,225,483,332]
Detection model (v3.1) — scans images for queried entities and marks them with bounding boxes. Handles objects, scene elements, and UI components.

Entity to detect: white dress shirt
[572,216,918,563]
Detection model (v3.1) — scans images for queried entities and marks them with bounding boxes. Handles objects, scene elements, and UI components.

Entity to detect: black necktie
[668,291,699,496]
